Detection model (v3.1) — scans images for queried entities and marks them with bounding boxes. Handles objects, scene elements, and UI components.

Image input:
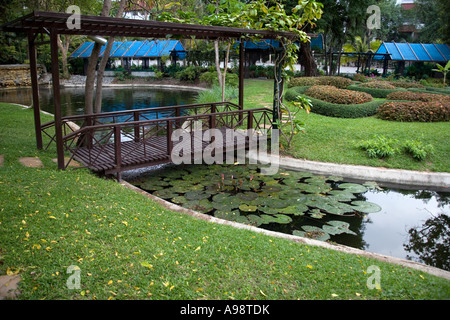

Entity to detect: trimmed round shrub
[305,85,373,105]
[288,76,353,89]
[376,101,450,122]
[347,84,406,98]
[284,86,381,118]
[386,91,450,103]
[389,80,425,89]
[360,81,396,89]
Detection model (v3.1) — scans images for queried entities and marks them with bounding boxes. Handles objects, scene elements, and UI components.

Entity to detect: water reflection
[359,188,449,270]
[0,86,198,117]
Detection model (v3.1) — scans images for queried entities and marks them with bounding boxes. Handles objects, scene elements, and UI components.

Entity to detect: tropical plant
[432,61,450,86]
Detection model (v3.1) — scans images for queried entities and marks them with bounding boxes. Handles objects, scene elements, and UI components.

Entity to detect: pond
[0,86,198,116]
[125,163,450,272]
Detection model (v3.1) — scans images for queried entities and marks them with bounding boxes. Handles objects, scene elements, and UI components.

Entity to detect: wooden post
[50,29,65,170]
[272,49,282,130]
[247,110,253,130]
[114,125,122,170]
[133,111,140,142]
[167,120,173,156]
[28,33,43,150]
[238,40,245,121]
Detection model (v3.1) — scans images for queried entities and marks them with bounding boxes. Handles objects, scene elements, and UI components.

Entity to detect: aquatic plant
[134,164,382,242]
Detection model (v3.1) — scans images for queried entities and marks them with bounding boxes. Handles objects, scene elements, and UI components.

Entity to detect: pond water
[125,163,450,271]
[0,86,198,116]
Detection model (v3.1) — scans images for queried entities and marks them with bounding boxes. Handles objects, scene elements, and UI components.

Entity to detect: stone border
[121,180,450,280]
[60,83,208,91]
[249,153,450,191]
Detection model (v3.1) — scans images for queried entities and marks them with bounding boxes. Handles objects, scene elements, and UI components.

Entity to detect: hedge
[284,86,309,101]
[284,87,382,118]
[386,91,450,103]
[347,84,406,98]
[407,87,450,96]
[376,101,450,122]
[287,76,353,89]
[359,81,396,89]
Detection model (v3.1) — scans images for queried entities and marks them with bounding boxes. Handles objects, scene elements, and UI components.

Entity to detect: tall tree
[93,0,127,113]
[84,0,113,115]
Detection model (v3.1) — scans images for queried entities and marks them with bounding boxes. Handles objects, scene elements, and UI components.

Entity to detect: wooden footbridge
[1,11,299,177]
[41,102,273,179]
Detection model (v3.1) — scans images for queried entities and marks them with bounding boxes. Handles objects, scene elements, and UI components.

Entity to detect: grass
[241,79,450,173]
[1,102,450,301]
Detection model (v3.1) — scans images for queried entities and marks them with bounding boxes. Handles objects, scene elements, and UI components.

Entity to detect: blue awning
[374,42,450,62]
[239,34,323,50]
[70,40,186,59]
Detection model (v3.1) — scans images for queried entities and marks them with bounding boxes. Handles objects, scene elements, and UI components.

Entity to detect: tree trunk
[84,0,113,115]
[214,40,223,89]
[57,35,71,79]
[221,42,231,101]
[299,40,318,77]
[94,0,127,113]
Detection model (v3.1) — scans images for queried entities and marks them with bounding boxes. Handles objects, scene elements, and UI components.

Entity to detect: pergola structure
[1,11,297,175]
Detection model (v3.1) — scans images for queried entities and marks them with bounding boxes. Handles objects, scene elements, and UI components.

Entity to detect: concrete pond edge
[120,180,450,281]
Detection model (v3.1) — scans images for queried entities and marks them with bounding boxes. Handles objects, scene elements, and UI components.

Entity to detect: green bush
[357,135,399,159]
[386,91,450,103]
[288,76,353,89]
[175,66,203,82]
[199,71,239,87]
[357,135,434,161]
[347,84,406,98]
[305,85,373,105]
[376,101,450,122]
[285,87,381,118]
[403,140,434,161]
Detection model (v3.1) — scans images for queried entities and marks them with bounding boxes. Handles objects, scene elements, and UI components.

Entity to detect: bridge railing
[41,101,242,149]
[61,107,273,173]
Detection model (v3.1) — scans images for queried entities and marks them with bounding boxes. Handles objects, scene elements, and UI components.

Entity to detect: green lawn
[0,102,449,301]
[242,79,450,173]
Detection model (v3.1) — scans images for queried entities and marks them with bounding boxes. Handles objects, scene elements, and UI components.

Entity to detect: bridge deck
[73,127,250,175]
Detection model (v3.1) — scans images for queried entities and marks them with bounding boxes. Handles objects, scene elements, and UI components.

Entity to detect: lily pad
[246,214,264,227]
[278,204,308,216]
[297,183,332,194]
[239,204,258,212]
[323,220,357,236]
[338,183,367,194]
[140,180,170,191]
[310,209,326,219]
[258,206,279,214]
[185,190,210,200]
[351,200,382,213]
[153,188,178,199]
[214,210,240,221]
[327,189,356,202]
[183,199,214,213]
[171,195,188,204]
[271,214,293,224]
[236,192,259,202]
[294,226,330,241]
